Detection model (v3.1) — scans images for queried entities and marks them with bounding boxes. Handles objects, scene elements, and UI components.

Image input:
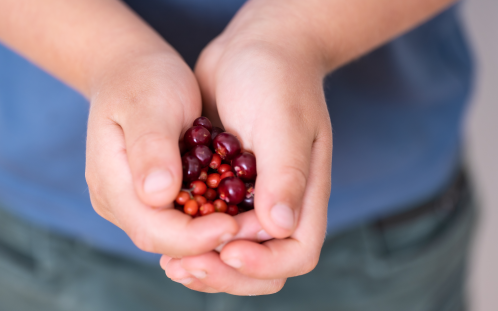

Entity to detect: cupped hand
[85,51,239,258]
[163,0,333,294]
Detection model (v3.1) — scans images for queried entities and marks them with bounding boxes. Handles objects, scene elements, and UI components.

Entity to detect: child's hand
[162,0,333,294]
[85,52,239,258]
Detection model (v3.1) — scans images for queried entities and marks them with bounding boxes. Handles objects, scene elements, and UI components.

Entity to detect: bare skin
[0,0,457,296]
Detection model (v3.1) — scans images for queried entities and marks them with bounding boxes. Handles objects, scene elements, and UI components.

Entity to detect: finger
[86,116,239,257]
[215,209,273,252]
[116,63,202,207]
[165,258,220,293]
[180,252,286,296]
[219,131,332,279]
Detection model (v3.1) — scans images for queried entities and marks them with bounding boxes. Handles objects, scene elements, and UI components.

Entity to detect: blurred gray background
[462,0,498,310]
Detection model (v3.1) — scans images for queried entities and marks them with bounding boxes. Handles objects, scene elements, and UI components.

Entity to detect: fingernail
[219,233,233,244]
[173,278,193,285]
[270,203,294,230]
[188,270,207,279]
[144,170,172,193]
[215,242,228,253]
[257,230,273,242]
[223,258,242,269]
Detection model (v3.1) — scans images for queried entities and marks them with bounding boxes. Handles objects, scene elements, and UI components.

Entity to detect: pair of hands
[85,0,332,296]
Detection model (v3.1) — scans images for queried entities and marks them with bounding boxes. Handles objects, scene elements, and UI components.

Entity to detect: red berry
[209,154,222,169]
[200,202,215,216]
[193,116,213,132]
[184,126,211,150]
[239,182,255,210]
[194,195,207,206]
[204,188,217,201]
[220,171,234,180]
[190,180,207,195]
[213,199,227,213]
[179,140,187,155]
[175,191,190,205]
[190,145,213,168]
[218,164,232,174]
[227,205,239,216]
[211,127,224,141]
[206,173,221,188]
[213,132,241,161]
[198,167,208,182]
[182,154,201,183]
[232,152,257,182]
[184,200,199,216]
[217,177,246,205]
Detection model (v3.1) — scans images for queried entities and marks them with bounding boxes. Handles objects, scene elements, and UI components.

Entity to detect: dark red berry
[190,145,213,168]
[204,188,217,201]
[227,205,239,216]
[213,132,241,161]
[209,154,222,169]
[184,126,211,150]
[232,152,257,182]
[184,200,199,216]
[200,202,215,216]
[211,127,224,141]
[206,173,221,188]
[198,167,208,182]
[175,191,190,205]
[193,117,213,132]
[190,180,207,195]
[217,177,246,205]
[179,140,187,155]
[220,171,234,180]
[218,164,232,174]
[194,195,207,206]
[239,182,255,210]
[213,199,227,213]
[182,154,201,183]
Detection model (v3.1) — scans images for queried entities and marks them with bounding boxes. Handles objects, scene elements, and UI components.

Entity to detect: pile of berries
[175,117,256,217]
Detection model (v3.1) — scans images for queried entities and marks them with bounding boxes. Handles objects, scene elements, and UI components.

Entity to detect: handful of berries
[175,117,256,217]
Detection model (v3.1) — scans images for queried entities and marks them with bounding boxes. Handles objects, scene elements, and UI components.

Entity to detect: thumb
[253,117,313,238]
[121,96,195,207]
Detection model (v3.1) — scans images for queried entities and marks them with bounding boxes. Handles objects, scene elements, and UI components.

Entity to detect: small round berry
[211,127,224,141]
[193,116,213,132]
[184,126,211,150]
[218,164,232,174]
[182,154,201,183]
[217,177,246,205]
[175,191,190,205]
[194,195,207,206]
[204,188,217,201]
[232,152,257,182]
[213,132,241,161]
[200,202,215,216]
[206,173,221,188]
[190,180,207,195]
[226,205,239,216]
[239,182,255,210]
[209,154,222,169]
[190,145,213,168]
[184,200,199,216]
[179,140,187,155]
[213,199,228,213]
[220,171,234,180]
[198,167,208,182]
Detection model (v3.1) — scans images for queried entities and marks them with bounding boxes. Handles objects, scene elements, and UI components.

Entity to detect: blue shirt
[0,1,473,262]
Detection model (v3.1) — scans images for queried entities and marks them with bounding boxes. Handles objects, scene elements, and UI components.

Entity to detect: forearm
[229,0,458,74]
[0,0,175,97]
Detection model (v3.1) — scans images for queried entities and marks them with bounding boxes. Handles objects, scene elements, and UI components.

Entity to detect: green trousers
[0,191,475,311]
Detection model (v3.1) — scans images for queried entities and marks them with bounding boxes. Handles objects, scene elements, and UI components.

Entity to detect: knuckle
[130,227,157,253]
[299,254,320,275]
[263,279,286,295]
